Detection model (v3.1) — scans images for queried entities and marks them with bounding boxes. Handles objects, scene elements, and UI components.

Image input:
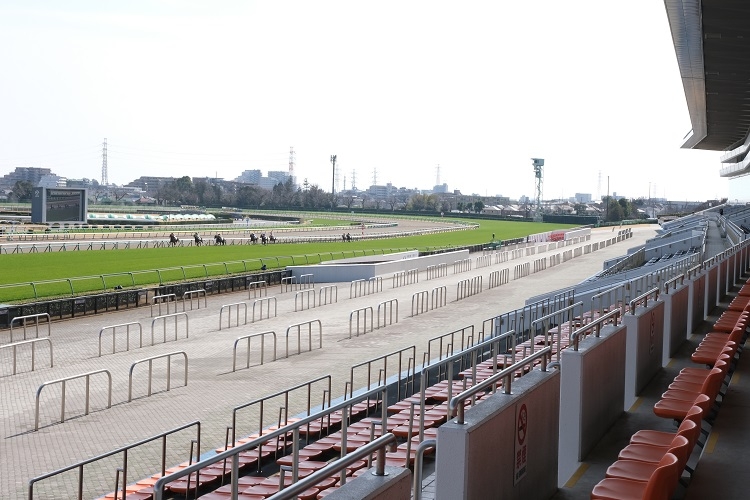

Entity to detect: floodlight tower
[532,158,544,222]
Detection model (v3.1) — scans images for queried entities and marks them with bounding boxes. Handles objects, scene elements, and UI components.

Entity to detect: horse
[193,233,203,246]
[269,234,276,244]
[250,233,258,244]
[168,233,179,247]
[346,233,352,242]
[214,234,226,246]
[260,233,267,245]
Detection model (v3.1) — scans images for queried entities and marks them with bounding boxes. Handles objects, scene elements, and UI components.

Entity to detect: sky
[0,1,731,202]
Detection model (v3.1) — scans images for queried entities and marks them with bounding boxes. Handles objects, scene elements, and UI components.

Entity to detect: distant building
[236,170,262,184]
[38,174,67,188]
[0,167,52,189]
[433,183,449,194]
[575,193,592,203]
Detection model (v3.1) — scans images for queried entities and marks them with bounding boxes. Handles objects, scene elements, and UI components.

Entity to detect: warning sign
[514,403,528,483]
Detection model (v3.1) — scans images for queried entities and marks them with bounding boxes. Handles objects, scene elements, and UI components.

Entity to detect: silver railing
[1,337,53,375]
[219,301,248,330]
[232,331,277,371]
[150,312,189,345]
[98,322,143,356]
[285,319,323,358]
[9,313,51,343]
[127,351,188,402]
[35,369,112,430]
[571,309,621,351]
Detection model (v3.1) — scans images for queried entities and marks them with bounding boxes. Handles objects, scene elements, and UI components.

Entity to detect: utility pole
[330,155,337,209]
[102,138,108,186]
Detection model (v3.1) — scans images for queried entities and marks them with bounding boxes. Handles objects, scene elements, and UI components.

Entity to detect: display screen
[44,189,85,222]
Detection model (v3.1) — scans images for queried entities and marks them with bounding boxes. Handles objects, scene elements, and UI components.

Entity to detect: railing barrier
[8,313,51,343]
[426,263,448,280]
[629,287,660,313]
[413,439,438,500]
[349,307,374,338]
[150,312,189,345]
[181,289,207,311]
[294,289,317,312]
[128,351,188,402]
[299,273,315,290]
[285,319,323,358]
[252,296,278,322]
[411,290,429,317]
[1,337,53,375]
[571,309,621,351]
[247,279,268,298]
[318,284,338,306]
[150,294,177,317]
[488,268,510,289]
[219,302,248,330]
[377,298,399,328]
[232,331,277,371]
[281,276,298,293]
[456,275,483,301]
[392,268,419,288]
[431,285,448,310]
[35,369,112,430]
[98,322,143,356]
[453,258,472,274]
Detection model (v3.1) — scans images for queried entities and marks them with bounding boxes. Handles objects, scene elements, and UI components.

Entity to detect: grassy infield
[0,217,575,302]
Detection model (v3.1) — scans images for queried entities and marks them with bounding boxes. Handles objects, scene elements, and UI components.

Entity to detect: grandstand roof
[665,0,750,151]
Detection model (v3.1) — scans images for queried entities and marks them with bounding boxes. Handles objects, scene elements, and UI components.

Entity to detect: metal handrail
[629,287,660,313]
[219,301,248,330]
[570,309,621,351]
[28,421,200,500]
[252,296,277,321]
[153,384,388,500]
[267,433,397,500]
[128,351,188,402]
[181,289,207,310]
[349,307,374,338]
[285,319,323,358]
[449,348,551,424]
[1,337,53,375]
[413,439,438,500]
[663,275,685,294]
[98,322,143,356]
[9,313,51,343]
[232,331,277,371]
[377,298,398,328]
[35,369,112,430]
[150,311,189,345]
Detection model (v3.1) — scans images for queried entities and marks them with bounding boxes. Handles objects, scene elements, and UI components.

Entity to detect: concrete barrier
[622,298,665,409]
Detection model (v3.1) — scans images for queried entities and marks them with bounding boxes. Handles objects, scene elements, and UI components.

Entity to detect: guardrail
[98,321,143,356]
[514,262,530,279]
[28,421,201,500]
[299,273,315,290]
[35,369,112,430]
[411,290,429,317]
[252,296,278,322]
[571,309,621,351]
[426,263,448,280]
[663,274,685,294]
[533,257,547,273]
[424,325,476,366]
[230,374,332,450]
[8,313,51,343]
[150,312,189,345]
[456,276,482,301]
[1,337,53,375]
[318,284,338,306]
[181,289,207,310]
[232,331,277,371]
[280,276,298,293]
[155,384,389,500]
[285,319,323,358]
[488,268,509,289]
[128,351,188,402]
[413,439,438,500]
[392,268,419,288]
[150,293,177,317]
[349,276,383,298]
[475,254,492,268]
[349,345,416,402]
[219,301,248,330]
[377,298,399,329]
[494,251,509,264]
[431,285,448,311]
[449,348,551,424]
[530,301,583,362]
[247,279,268,298]
[453,258,472,274]
[591,284,629,318]
[294,289,317,312]
[349,306,374,338]
[629,287,660,313]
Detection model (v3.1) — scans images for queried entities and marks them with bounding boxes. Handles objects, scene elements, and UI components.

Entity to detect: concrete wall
[558,323,626,484]
[288,249,469,282]
[662,284,689,363]
[706,265,718,315]
[622,300,665,409]
[688,273,706,334]
[324,466,411,500]
[435,369,560,500]
[719,259,729,301]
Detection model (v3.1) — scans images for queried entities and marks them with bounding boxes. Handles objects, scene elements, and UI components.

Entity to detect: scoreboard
[31,187,88,224]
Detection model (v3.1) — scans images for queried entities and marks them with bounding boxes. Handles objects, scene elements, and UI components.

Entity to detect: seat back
[691,394,712,417]
[642,452,680,500]
[673,421,698,464]
[699,367,725,401]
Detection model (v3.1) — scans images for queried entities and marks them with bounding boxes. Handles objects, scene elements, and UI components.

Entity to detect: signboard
[514,403,528,484]
[31,187,88,224]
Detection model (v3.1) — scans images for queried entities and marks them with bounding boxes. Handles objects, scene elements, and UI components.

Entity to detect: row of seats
[590,284,749,499]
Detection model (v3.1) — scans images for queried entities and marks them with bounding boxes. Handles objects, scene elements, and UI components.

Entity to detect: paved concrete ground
[0,225,656,499]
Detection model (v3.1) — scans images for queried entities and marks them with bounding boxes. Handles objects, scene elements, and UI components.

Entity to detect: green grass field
[0,219,575,302]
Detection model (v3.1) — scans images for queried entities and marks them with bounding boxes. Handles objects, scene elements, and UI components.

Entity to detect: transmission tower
[335,166,341,192]
[288,147,296,185]
[435,164,441,186]
[351,170,357,191]
[597,170,602,200]
[532,158,545,221]
[102,138,108,186]
[330,155,337,195]
[372,168,378,186]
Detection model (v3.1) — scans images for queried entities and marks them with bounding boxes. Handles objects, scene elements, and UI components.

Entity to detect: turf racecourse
[0,218,576,302]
